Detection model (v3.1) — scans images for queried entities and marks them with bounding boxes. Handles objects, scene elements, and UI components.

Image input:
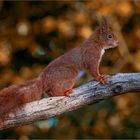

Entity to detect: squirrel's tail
[0,77,43,120]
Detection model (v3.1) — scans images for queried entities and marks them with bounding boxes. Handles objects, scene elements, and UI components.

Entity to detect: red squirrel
[0,18,118,120]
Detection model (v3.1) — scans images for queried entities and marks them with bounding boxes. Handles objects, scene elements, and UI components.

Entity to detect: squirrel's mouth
[104,40,119,49]
[114,40,119,47]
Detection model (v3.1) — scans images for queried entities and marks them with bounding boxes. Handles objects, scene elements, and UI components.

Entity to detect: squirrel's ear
[102,17,108,26]
[100,17,109,31]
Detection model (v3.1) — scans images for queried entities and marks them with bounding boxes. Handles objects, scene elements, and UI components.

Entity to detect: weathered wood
[0,73,140,130]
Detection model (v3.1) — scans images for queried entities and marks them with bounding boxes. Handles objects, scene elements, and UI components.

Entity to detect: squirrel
[0,18,119,120]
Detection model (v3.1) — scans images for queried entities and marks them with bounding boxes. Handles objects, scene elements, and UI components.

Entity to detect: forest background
[0,0,140,139]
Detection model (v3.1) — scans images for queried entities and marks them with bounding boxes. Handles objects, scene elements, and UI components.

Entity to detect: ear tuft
[100,17,109,32]
[102,17,108,25]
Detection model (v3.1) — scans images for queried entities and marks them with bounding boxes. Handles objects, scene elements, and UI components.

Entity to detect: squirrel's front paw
[94,74,109,84]
[100,74,109,84]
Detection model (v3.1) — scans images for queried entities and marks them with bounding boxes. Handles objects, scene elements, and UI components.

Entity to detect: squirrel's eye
[107,34,112,39]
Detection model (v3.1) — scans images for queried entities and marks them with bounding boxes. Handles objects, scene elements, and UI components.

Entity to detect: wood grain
[0,73,140,130]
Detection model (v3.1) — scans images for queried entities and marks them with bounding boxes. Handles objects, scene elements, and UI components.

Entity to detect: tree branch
[0,73,140,130]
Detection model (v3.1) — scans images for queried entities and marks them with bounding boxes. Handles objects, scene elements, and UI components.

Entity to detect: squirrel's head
[96,17,119,49]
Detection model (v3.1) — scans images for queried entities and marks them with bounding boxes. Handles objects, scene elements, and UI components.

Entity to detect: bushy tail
[0,77,43,120]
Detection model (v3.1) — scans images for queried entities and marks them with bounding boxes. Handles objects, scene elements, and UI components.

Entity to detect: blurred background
[0,0,140,139]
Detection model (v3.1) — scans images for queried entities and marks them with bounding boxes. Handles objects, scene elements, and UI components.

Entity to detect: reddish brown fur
[40,18,119,96]
[0,18,119,120]
[0,78,43,121]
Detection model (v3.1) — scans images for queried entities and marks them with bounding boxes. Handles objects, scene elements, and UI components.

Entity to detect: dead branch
[0,73,140,130]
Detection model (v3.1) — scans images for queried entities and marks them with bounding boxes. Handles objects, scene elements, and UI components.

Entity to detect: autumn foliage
[0,1,139,139]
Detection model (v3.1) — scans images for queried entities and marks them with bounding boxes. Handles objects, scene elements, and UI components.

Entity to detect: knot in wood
[112,84,122,93]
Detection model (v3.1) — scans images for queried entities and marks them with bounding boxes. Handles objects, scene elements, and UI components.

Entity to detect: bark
[0,73,140,130]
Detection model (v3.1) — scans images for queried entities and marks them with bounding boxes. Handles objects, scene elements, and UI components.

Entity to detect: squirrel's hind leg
[64,89,73,96]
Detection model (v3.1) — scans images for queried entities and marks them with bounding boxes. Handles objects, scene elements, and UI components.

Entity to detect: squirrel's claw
[94,74,109,84]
